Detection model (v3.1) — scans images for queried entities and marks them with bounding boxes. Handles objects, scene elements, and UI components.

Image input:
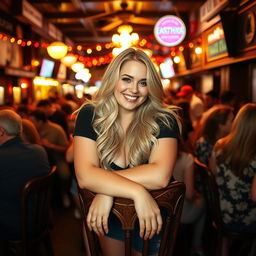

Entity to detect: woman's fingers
[96,217,104,236]
[144,220,152,240]
[86,212,93,231]
[143,213,162,240]
[102,215,109,234]
[149,217,158,239]
[91,219,100,236]
[86,194,113,236]
[138,207,162,239]
[139,219,145,238]
[87,216,105,236]
[156,214,163,235]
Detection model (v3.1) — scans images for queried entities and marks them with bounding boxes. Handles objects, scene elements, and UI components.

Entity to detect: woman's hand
[134,189,162,240]
[87,194,113,236]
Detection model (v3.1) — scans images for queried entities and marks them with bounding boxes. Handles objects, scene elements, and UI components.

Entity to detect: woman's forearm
[75,164,146,200]
[116,163,172,190]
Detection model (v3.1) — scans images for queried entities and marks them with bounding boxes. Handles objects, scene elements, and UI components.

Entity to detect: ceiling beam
[71,0,98,38]
[29,0,70,3]
[45,11,176,19]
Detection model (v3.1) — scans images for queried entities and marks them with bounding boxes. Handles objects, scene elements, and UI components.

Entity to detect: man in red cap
[177,85,204,127]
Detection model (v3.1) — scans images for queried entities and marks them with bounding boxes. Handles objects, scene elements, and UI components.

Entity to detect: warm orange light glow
[71,62,85,73]
[173,56,181,63]
[32,59,40,67]
[189,42,194,48]
[61,54,78,67]
[47,41,68,59]
[195,47,202,55]
[77,45,82,51]
[20,82,28,89]
[96,45,102,51]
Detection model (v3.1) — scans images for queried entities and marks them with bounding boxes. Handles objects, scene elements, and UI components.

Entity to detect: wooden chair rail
[79,181,185,256]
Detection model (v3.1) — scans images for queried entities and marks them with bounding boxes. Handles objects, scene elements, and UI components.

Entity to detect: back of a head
[36,99,51,108]
[218,103,256,176]
[0,109,22,136]
[232,103,256,146]
[30,109,47,122]
[61,103,73,116]
[65,93,75,101]
[206,90,219,99]
[22,119,40,144]
[203,105,233,143]
[220,90,236,106]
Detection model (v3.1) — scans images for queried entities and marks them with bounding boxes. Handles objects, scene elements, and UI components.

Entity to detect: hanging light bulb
[112,34,120,44]
[117,25,133,34]
[112,25,139,55]
[173,56,181,64]
[71,62,85,73]
[47,41,68,59]
[75,68,91,83]
[195,46,202,55]
[61,54,77,67]
[131,33,139,43]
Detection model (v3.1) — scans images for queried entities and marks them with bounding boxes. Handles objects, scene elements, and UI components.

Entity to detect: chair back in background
[194,158,256,256]
[21,165,56,256]
[79,181,185,256]
[194,158,222,230]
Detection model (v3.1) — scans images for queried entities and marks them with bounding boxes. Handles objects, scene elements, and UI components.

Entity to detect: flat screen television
[220,11,236,56]
[159,58,175,79]
[39,59,55,78]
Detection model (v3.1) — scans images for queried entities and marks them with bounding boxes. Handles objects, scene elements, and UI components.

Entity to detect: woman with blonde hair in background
[73,48,181,256]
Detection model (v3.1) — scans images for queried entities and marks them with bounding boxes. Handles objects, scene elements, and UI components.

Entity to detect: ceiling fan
[84,2,157,32]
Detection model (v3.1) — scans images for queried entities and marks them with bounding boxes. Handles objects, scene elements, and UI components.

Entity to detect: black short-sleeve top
[74,105,179,169]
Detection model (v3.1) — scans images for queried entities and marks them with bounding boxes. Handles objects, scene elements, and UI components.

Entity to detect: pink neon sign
[154,15,186,47]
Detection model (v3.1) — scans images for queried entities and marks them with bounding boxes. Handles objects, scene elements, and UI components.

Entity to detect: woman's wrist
[130,184,147,201]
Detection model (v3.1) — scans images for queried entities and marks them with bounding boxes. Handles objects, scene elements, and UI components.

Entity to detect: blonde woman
[210,103,256,233]
[74,48,181,256]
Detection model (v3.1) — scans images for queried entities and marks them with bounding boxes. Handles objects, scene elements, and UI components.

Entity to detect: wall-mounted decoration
[204,22,228,62]
[154,15,186,47]
[243,11,256,45]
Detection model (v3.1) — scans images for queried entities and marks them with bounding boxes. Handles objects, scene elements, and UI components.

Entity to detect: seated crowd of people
[166,85,256,256]
[0,86,255,256]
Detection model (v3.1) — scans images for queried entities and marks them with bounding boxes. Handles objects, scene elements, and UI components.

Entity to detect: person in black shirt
[0,109,50,250]
[74,48,181,256]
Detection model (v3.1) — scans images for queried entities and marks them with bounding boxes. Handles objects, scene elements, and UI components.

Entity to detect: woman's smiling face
[114,60,149,114]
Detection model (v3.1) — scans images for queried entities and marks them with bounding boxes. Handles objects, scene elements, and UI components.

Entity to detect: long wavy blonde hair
[80,48,181,169]
[215,103,256,178]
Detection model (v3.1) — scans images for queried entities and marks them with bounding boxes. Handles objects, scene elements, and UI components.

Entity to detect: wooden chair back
[78,181,185,256]
[194,158,256,256]
[194,158,222,230]
[21,165,56,256]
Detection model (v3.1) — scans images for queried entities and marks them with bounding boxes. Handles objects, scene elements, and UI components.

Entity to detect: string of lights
[0,32,202,67]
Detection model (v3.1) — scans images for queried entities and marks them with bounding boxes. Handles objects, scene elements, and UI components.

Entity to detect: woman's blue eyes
[121,77,147,87]
[122,77,131,83]
[139,81,147,87]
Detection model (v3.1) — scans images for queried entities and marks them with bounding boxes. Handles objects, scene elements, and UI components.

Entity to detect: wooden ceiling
[27,0,205,46]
